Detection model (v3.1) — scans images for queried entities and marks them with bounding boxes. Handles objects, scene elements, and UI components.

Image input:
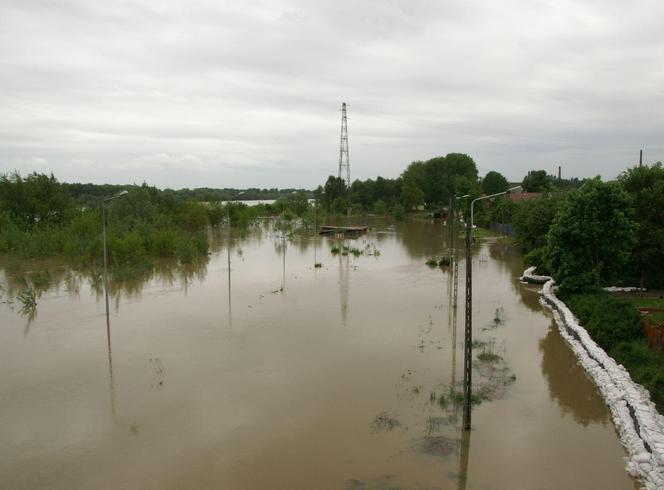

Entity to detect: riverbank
[523,267,664,489]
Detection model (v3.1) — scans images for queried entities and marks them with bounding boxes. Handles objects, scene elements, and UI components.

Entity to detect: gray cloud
[1,0,663,188]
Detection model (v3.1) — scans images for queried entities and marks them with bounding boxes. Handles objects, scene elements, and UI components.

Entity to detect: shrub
[558,290,643,351]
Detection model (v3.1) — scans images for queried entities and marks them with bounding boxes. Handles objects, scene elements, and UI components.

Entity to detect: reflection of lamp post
[462,185,520,431]
[102,190,128,327]
[281,191,297,290]
[314,196,319,268]
[227,191,245,327]
[227,191,245,272]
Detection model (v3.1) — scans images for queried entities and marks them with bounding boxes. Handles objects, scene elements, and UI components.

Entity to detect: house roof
[508,192,541,202]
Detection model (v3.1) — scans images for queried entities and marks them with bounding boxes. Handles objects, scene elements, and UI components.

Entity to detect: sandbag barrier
[522,267,664,489]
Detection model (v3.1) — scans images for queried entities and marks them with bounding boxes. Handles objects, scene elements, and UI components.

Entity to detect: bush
[558,290,643,351]
[373,200,388,215]
[392,203,405,221]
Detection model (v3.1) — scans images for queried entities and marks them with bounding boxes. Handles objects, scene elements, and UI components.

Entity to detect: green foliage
[0,172,212,277]
[559,290,643,350]
[618,162,664,288]
[321,176,348,213]
[392,203,405,221]
[543,178,636,291]
[400,153,479,207]
[511,195,560,256]
[319,153,480,215]
[482,171,509,195]
[561,289,664,411]
[522,170,551,192]
[17,287,37,314]
[488,198,516,224]
[373,199,389,215]
[207,202,225,226]
[400,182,424,210]
[439,256,452,267]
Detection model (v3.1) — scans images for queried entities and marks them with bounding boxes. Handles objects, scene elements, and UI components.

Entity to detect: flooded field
[0,219,637,489]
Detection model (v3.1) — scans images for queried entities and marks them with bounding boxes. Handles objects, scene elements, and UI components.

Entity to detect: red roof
[508,192,541,202]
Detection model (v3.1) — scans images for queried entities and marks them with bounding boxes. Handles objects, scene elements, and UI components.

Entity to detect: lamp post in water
[462,185,521,431]
[102,190,128,328]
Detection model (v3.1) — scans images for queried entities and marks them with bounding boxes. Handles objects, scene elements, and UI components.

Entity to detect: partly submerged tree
[542,178,637,291]
[321,176,348,212]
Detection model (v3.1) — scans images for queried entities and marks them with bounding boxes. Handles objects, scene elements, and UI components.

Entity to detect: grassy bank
[558,290,664,412]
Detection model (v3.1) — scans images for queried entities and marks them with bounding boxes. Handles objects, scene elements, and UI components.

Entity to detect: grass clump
[439,256,452,267]
[477,351,502,363]
[425,259,438,267]
[17,287,37,314]
[370,412,401,432]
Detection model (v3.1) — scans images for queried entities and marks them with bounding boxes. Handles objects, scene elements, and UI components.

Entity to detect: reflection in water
[106,318,117,422]
[23,311,36,336]
[0,219,636,490]
[228,258,233,329]
[338,246,350,326]
[399,219,445,259]
[457,429,471,490]
[539,326,608,426]
[0,256,210,310]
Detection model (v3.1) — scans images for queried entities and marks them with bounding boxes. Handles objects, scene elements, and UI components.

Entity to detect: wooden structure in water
[319,225,368,237]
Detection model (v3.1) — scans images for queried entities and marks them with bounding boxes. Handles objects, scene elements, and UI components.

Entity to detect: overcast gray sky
[1,0,663,189]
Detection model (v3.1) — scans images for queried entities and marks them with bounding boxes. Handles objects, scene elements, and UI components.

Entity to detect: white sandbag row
[534,273,664,489]
[519,266,551,284]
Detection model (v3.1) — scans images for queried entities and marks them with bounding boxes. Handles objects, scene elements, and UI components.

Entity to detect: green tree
[488,197,516,224]
[512,195,560,255]
[618,162,664,288]
[321,176,347,212]
[482,171,509,195]
[522,170,551,192]
[542,178,637,291]
[401,182,424,210]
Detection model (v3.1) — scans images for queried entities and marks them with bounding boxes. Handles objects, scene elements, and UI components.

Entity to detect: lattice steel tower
[338,102,350,187]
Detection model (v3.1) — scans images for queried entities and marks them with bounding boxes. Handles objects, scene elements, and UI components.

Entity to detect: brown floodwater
[0,219,637,489]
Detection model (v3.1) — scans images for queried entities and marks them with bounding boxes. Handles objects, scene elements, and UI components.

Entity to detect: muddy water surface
[0,220,636,489]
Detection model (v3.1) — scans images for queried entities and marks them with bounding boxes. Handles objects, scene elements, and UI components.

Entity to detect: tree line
[492,163,664,291]
[0,170,328,273]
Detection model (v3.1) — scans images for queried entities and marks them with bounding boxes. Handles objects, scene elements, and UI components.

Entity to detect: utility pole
[640,149,643,167]
[462,187,521,431]
[453,195,468,309]
[462,216,473,431]
[338,102,350,188]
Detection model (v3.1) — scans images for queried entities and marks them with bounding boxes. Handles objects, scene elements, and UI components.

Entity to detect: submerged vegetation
[0,172,317,282]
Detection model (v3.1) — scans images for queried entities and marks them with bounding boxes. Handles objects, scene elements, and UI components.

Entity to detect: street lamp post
[102,190,128,328]
[462,185,520,431]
